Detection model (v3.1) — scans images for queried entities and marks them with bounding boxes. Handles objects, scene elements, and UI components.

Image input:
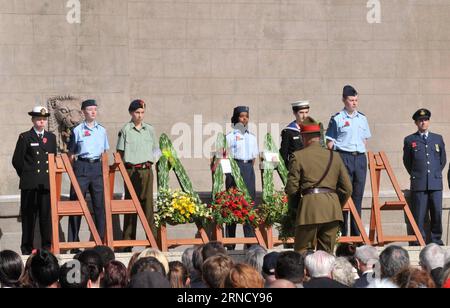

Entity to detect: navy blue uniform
[403,132,446,245]
[12,128,57,254]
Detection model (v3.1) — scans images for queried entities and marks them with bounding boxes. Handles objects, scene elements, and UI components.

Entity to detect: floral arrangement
[155,189,212,227]
[259,191,289,226]
[209,188,260,227]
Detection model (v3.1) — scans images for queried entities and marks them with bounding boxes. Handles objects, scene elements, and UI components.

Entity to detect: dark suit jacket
[304,277,349,289]
[12,128,57,190]
[403,132,446,191]
[353,272,374,288]
[280,121,303,166]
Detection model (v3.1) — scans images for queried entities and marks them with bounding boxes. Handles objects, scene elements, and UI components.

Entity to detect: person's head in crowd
[355,245,379,275]
[138,248,169,276]
[169,261,190,288]
[331,257,356,287]
[268,279,296,288]
[335,243,358,270]
[275,251,305,286]
[78,249,103,288]
[379,245,410,279]
[181,247,195,276]
[393,267,436,288]
[127,252,141,278]
[0,250,24,288]
[93,245,115,266]
[262,252,279,284]
[244,245,267,274]
[130,257,166,278]
[30,249,60,288]
[202,254,234,288]
[305,251,335,279]
[441,262,450,289]
[21,253,35,288]
[202,241,226,261]
[419,243,445,273]
[223,263,264,288]
[103,260,128,289]
[129,271,170,288]
[59,261,89,289]
[192,245,204,275]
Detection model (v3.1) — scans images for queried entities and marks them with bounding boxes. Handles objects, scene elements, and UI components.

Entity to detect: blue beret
[231,106,250,124]
[129,99,146,112]
[81,99,97,109]
[343,85,358,98]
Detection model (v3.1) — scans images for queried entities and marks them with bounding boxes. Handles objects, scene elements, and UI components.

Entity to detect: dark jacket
[304,277,349,289]
[403,132,446,191]
[280,121,303,166]
[12,128,57,190]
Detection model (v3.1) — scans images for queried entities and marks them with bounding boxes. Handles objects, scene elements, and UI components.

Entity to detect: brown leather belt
[302,188,336,196]
[125,162,152,170]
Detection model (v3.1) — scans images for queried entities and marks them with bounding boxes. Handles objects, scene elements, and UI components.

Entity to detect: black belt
[302,188,336,196]
[337,150,365,156]
[235,159,252,164]
[78,157,101,163]
[125,162,152,170]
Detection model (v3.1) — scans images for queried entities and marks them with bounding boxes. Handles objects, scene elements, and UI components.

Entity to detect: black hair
[275,251,305,284]
[130,257,166,278]
[93,245,115,266]
[59,261,89,289]
[0,250,24,288]
[30,250,60,288]
[77,250,103,282]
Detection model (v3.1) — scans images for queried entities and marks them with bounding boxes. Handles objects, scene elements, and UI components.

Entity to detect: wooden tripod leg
[49,154,60,254]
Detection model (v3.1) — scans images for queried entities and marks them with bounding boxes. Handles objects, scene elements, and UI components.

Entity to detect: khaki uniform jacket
[285,142,353,226]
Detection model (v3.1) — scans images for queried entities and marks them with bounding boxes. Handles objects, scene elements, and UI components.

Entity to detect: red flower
[344,121,350,127]
[249,215,255,222]
[84,130,91,137]
[412,142,417,148]
[42,137,48,144]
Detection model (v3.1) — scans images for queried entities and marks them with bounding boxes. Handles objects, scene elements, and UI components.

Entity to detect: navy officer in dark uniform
[67,99,109,245]
[280,101,310,166]
[12,106,57,255]
[403,109,446,245]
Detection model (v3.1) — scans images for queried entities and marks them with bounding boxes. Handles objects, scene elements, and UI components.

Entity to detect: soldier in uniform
[325,85,371,236]
[225,106,259,249]
[403,109,446,245]
[280,101,310,166]
[286,117,352,253]
[67,99,109,246]
[12,106,57,255]
[116,99,160,252]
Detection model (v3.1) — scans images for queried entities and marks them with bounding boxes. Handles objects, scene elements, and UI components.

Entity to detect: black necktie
[422,134,427,143]
[38,133,43,140]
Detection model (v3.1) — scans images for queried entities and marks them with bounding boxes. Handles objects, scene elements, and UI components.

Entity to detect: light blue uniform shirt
[226,129,259,161]
[325,109,371,153]
[68,121,110,159]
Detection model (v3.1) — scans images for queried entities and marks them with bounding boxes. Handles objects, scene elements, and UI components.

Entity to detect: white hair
[419,244,445,272]
[244,245,267,274]
[305,251,335,278]
[332,257,356,287]
[445,249,450,264]
[367,278,399,289]
[355,245,379,267]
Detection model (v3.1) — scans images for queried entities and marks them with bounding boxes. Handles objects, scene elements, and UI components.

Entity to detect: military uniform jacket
[285,142,353,226]
[403,132,446,192]
[12,129,57,190]
[280,121,303,165]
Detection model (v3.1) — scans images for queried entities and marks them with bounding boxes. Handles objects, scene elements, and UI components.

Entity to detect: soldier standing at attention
[12,106,57,255]
[280,101,310,166]
[286,117,352,253]
[116,99,160,252]
[67,99,109,248]
[403,109,446,245]
[325,85,371,236]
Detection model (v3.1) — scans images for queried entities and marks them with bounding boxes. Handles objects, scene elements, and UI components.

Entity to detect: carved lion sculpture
[47,96,84,153]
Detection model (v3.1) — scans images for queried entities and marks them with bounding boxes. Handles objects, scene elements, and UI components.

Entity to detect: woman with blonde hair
[223,263,264,288]
[138,249,169,275]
